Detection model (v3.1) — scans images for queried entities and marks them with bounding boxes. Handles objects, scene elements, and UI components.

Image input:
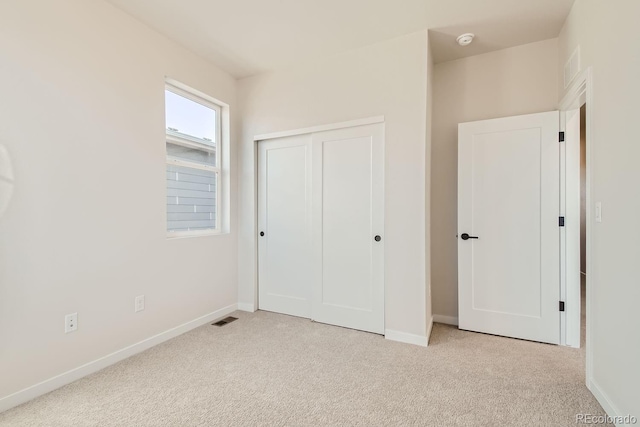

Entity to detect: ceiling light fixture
[456,33,475,47]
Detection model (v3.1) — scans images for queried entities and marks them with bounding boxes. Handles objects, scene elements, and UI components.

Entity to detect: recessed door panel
[321,136,373,311]
[471,129,542,316]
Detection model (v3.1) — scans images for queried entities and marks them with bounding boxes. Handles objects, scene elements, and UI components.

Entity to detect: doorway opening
[559,66,593,390]
[562,100,587,349]
[579,103,586,349]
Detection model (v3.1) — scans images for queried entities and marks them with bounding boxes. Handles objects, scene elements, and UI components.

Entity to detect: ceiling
[107,0,575,79]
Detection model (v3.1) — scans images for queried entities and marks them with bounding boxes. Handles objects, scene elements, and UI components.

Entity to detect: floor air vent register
[212,316,238,326]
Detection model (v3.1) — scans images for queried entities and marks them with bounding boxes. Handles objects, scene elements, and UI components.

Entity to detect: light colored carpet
[0,310,609,427]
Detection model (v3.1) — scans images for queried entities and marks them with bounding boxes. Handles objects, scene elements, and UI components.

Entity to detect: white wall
[0,0,237,403]
[558,0,639,419]
[237,31,431,340]
[431,39,559,319]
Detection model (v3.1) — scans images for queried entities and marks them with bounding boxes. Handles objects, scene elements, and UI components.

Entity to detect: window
[165,83,221,237]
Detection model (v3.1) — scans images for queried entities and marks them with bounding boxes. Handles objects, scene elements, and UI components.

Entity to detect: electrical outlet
[135,295,145,313]
[65,313,78,333]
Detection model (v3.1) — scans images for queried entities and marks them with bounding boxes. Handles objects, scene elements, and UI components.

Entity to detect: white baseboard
[433,314,458,326]
[237,302,256,312]
[426,316,434,346]
[588,377,632,427]
[385,329,428,347]
[0,303,237,414]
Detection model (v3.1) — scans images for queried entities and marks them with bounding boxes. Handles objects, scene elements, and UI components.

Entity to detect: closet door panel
[258,135,312,318]
[312,123,384,334]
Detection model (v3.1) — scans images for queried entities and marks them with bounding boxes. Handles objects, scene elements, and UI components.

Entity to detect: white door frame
[558,67,593,376]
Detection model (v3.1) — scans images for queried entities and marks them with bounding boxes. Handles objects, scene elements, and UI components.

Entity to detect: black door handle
[374,235,381,242]
[260,231,264,237]
[460,233,478,240]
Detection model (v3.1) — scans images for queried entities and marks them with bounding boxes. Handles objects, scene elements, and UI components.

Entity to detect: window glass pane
[166,164,217,232]
[166,142,215,167]
[165,90,216,142]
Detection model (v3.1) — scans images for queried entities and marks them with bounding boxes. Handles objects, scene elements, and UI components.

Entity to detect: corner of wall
[425,30,434,330]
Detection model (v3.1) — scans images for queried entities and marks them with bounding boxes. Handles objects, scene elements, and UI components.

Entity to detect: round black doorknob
[260,231,265,237]
[374,235,381,242]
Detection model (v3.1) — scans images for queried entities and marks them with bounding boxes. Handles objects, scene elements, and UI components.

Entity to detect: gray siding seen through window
[166,164,217,232]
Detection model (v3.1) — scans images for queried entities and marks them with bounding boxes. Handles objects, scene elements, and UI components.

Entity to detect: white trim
[384,329,428,347]
[237,303,256,312]
[165,79,228,112]
[433,314,459,326]
[559,68,594,383]
[562,107,582,349]
[0,304,237,413]
[558,67,592,352]
[426,316,434,345]
[167,133,217,153]
[166,156,219,173]
[559,110,568,346]
[559,68,588,111]
[560,126,579,312]
[166,228,220,239]
[254,116,384,141]
[587,378,625,426]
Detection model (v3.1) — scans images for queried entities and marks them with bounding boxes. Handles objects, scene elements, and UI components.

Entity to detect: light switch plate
[135,295,145,312]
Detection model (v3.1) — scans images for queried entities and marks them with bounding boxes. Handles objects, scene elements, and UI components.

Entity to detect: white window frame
[165,82,222,238]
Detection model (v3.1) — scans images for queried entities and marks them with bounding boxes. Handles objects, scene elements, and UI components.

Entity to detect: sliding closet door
[311,123,385,334]
[258,135,312,318]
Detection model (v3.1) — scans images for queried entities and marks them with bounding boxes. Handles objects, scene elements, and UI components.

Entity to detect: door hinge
[559,216,565,227]
[559,301,565,312]
[559,131,565,142]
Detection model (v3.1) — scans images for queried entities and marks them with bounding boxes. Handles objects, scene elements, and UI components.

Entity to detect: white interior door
[311,123,384,334]
[458,111,560,344]
[258,135,312,318]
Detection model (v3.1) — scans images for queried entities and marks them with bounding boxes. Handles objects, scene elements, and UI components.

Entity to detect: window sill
[166,229,221,240]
